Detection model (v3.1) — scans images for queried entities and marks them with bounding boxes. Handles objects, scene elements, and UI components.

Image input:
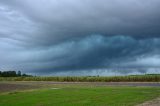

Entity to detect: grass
[0,85,160,106]
[0,74,160,82]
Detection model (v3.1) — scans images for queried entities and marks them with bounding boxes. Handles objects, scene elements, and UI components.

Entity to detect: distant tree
[0,71,32,77]
[17,71,21,77]
[22,74,27,77]
[2,71,8,77]
[10,71,17,77]
[1,71,17,77]
[22,73,32,77]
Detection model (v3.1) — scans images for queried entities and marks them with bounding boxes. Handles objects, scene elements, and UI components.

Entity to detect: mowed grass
[0,85,160,106]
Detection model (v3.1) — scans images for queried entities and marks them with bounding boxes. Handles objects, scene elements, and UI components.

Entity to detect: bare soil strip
[137,98,160,106]
[4,81,160,86]
[0,83,39,92]
[0,82,160,92]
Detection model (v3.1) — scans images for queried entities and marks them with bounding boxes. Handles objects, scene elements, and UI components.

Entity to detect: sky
[0,0,160,76]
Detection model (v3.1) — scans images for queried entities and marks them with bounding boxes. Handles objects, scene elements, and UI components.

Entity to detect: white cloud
[131,55,160,67]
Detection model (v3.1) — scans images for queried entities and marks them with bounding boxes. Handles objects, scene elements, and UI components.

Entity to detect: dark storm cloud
[1,35,160,75]
[1,0,160,44]
[0,0,160,75]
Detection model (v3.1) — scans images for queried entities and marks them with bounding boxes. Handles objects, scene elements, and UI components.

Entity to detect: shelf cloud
[0,0,160,75]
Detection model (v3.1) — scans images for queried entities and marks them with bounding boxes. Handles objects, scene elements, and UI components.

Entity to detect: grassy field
[0,82,160,106]
[0,74,160,82]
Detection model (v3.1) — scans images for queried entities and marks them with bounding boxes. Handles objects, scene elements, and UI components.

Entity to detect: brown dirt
[7,81,160,87]
[0,81,160,92]
[0,83,39,92]
[137,98,160,106]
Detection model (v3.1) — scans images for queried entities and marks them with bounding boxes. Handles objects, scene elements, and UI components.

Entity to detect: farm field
[0,74,160,82]
[0,81,160,106]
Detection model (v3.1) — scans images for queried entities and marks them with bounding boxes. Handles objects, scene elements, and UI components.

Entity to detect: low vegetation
[0,74,160,82]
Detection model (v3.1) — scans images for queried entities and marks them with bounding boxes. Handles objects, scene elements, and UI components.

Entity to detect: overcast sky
[0,0,160,76]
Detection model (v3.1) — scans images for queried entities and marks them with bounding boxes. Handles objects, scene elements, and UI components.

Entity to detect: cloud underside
[1,35,160,75]
[0,0,160,75]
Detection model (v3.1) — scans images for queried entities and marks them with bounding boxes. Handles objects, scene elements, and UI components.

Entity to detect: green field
[0,83,160,106]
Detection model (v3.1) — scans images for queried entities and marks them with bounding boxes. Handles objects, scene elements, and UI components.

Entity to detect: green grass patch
[0,86,160,106]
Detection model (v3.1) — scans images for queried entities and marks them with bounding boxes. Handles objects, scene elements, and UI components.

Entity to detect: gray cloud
[1,35,160,75]
[1,0,160,42]
[0,0,160,75]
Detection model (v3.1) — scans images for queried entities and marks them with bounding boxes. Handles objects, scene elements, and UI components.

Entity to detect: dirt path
[0,83,39,92]
[137,98,160,106]
[3,81,160,87]
[0,81,160,92]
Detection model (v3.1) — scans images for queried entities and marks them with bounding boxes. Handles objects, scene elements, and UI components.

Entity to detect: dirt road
[137,98,160,106]
[0,81,160,92]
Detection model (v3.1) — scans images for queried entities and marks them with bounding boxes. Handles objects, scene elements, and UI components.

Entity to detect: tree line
[0,71,31,77]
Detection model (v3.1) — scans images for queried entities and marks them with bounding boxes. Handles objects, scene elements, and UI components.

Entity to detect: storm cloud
[0,0,160,75]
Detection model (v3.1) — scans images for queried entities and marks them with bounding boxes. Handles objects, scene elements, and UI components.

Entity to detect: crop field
[0,74,160,82]
[0,81,160,106]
